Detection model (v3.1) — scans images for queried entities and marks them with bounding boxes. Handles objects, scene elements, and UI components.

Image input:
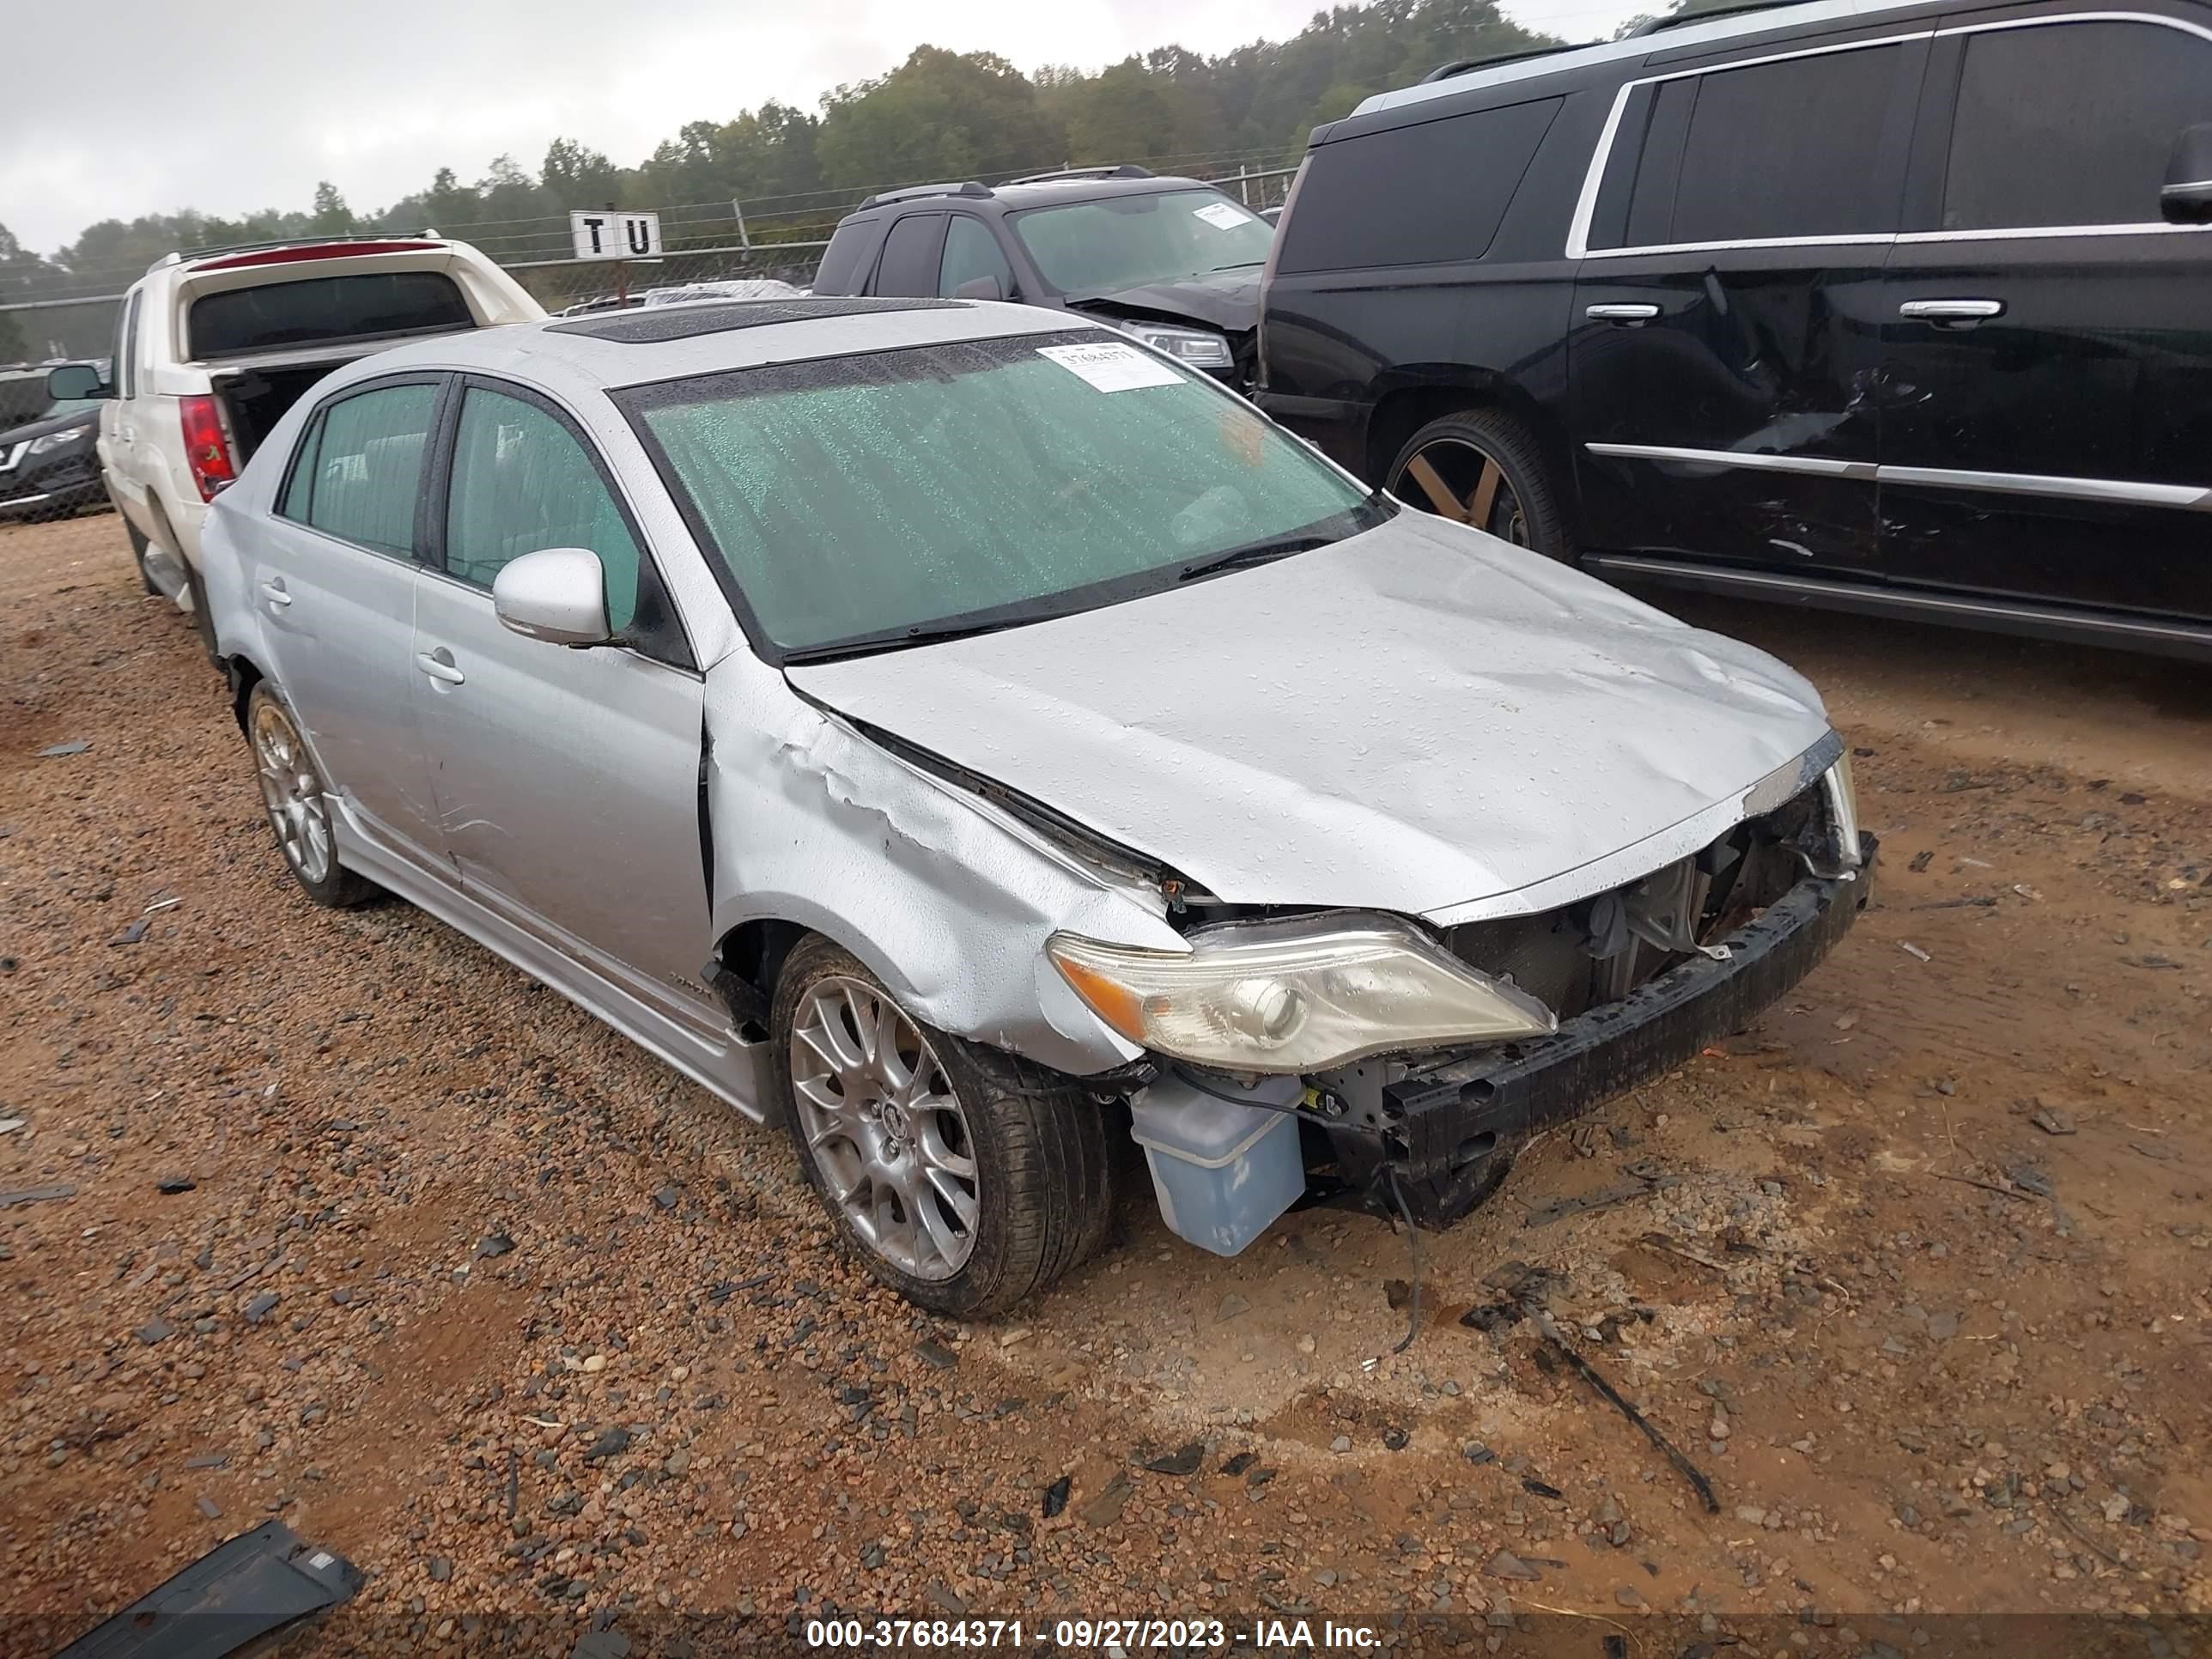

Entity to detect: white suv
[52,234,544,656]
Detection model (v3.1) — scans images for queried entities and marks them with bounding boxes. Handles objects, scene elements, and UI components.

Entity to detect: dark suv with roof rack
[1258,0,2212,659]
[812,166,1277,391]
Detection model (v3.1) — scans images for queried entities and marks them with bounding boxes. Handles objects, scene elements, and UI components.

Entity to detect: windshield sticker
[1036,341,1184,392]
[1193,200,1252,231]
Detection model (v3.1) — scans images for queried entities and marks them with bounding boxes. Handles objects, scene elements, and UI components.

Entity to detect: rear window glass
[187,272,474,359]
[1275,99,1561,274]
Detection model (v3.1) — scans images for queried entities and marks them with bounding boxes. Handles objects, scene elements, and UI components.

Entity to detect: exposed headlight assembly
[1115,321,1236,370]
[1047,915,1556,1074]
[28,423,92,454]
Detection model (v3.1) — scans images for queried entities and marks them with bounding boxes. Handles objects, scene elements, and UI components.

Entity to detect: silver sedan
[203,296,1871,1315]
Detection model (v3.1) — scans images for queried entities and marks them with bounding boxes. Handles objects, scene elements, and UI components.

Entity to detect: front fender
[704,663,1181,1077]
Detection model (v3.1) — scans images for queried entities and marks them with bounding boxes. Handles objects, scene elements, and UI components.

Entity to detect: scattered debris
[1528,1308,1720,1515]
[1907,850,1933,872]
[1220,1451,1257,1477]
[1487,1549,1541,1581]
[0,1183,76,1209]
[1900,941,1933,963]
[473,1232,516,1260]
[1042,1475,1071,1518]
[1079,1473,1133,1528]
[0,1117,25,1135]
[1911,896,1997,910]
[194,1496,222,1520]
[1522,1477,1563,1499]
[155,1175,197,1194]
[109,917,150,946]
[37,739,89,758]
[2031,1105,2078,1136]
[1215,1291,1251,1322]
[1141,1441,1203,1476]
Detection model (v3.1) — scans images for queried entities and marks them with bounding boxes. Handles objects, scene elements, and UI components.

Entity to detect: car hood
[1065,265,1261,335]
[786,514,1834,918]
[0,405,98,447]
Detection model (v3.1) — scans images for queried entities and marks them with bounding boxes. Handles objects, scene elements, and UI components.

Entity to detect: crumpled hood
[1066,266,1261,336]
[787,514,1833,917]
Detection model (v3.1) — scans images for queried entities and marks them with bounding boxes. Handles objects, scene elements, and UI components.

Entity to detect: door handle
[1586,303,1662,324]
[259,579,291,607]
[1899,298,2004,323]
[416,648,465,686]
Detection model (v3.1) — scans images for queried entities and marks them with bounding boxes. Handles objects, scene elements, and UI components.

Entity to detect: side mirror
[2163,123,2212,223]
[952,274,1006,302]
[491,547,611,646]
[46,364,109,401]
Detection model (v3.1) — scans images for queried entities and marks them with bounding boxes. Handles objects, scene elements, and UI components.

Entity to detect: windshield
[1009,189,1274,294]
[622,331,1382,659]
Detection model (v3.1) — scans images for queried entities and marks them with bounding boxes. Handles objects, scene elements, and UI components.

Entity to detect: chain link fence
[0,155,1302,364]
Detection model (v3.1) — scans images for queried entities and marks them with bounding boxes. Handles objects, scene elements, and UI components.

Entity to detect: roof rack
[153,230,443,273]
[1422,40,1586,82]
[856,181,992,210]
[1005,164,1157,185]
[1626,0,1801,36]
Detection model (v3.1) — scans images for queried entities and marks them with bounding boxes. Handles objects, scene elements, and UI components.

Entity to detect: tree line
[3,0,1553,346]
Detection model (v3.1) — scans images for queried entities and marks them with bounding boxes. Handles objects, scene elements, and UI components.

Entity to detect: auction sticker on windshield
[1193,199,1253,230]
[1036,341,1183,392]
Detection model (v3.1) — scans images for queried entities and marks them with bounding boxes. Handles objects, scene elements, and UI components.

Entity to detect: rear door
[1568,31,1926,572]
[1875,8,2212,618]
[252,375,447,868]
[409,376,723,1040]
[103,289,155,540]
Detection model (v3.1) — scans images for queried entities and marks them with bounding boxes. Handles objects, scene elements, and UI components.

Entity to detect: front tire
[245,682,376,909]
[771,936,1113,1317]
[1386,407,1573,561]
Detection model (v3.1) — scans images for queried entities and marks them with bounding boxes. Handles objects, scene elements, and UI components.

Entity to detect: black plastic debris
[1042,1475,1071,1518]
[52,1520,360,1659]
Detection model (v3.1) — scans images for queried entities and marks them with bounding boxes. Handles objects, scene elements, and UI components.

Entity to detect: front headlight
[28,423,92,455]
[1115,321,1236,370]
[1046,915,1556,1074]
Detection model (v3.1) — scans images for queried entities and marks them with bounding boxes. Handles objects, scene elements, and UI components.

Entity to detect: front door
[409,377,721,1038]
[1568,31,1926,573]
[252,376,447,867]
[1875,8,2212,619]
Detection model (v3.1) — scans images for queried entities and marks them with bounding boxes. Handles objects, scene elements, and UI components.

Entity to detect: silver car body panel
[790,510,1835,923]
[202,300,1842,1107]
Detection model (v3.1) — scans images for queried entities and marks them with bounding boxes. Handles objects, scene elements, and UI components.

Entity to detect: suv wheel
[246,682,376,908]
[771,936,1113,1317]
[1386,409,1572,561]
[125,519,160,597]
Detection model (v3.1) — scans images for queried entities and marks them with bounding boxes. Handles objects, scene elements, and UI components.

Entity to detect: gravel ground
[3,512,2209,1653]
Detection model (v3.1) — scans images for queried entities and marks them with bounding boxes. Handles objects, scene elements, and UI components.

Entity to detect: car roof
[317,295,1099,401]
[853,174,1221,218]
[1346,0,1933,125]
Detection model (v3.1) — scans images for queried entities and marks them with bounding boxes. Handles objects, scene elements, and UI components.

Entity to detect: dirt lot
[2,510,2208,1653]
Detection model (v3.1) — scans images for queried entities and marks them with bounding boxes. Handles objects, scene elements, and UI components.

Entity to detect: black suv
[1259,0,2212,657]
[813,167,1277,390]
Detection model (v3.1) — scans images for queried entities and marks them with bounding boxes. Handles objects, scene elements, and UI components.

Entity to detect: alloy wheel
[1391,435,1530,546]
[251,696,335,885]
[789,975,981,1281]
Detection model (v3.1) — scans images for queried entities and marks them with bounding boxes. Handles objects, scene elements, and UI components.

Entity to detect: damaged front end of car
[1036,739,1874,1247]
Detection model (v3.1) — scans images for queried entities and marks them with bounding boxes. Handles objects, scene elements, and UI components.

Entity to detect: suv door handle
[1899,298,2004,323]
[259,579,292,607]
[1586,303,1661,324]
[416,648,465,686]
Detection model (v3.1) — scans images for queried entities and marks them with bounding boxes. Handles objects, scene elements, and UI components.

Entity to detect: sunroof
[548,296,963,343]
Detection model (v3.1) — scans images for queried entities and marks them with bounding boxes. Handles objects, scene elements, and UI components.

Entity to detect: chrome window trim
[1567,9,2212,260]
[1565,30,1932,258]
[1586,442,2212,508]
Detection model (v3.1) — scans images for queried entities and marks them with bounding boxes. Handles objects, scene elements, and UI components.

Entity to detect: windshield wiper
[780,615,1046,665]
[1210,260,1267,271]
[1175,532,1337,583]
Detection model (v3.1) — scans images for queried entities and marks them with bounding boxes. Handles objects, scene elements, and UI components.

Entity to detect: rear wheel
[182,556,220,665]
[246,682,376,909]
[1386,408,1572,561]
[125,519,159,596]
[771,936,1113,1317]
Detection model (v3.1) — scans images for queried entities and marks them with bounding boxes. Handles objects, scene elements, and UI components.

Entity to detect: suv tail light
[179,395,236,501]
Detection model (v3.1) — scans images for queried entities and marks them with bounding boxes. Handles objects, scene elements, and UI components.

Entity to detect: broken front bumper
[1370,836,1876,1229]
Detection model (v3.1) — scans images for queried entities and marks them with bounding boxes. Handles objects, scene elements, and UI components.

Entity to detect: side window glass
[119,293,141,399]
[938,217,1017,298]
[1664,42,1910,243]
[279,411,325,522]
[445,386,652,640]
[873,215,947,296]
[1942,21,2212,230]
[299,382,437,556]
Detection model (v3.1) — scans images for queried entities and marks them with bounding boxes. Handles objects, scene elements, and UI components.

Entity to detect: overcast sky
[3,0,1645,258]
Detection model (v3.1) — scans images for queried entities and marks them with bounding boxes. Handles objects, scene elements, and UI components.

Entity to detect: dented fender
[702,654,1174,1076]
